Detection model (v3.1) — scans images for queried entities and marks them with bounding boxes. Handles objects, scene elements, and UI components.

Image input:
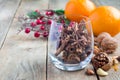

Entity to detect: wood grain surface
[0,0,48,80]
[92,0,120,9]
[0,0,21,49]
[0,0,120,80]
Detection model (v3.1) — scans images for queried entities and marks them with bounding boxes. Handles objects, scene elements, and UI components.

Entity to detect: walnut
[92,52,112,71]
[101,58,112,71]
[86,69,95,75]
[94,46,101,54]
[101,37,118,54]
[96,32,111,43]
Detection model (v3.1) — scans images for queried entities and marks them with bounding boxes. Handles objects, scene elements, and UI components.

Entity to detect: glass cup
[48,15,94,71]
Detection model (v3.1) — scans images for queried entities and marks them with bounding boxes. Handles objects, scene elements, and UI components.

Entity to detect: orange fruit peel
[89,6,120,36]
[65,0,96,22]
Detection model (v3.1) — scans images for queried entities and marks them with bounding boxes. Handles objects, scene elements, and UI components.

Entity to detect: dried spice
[55,20,91,64]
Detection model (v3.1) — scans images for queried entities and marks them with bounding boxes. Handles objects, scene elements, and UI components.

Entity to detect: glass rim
[66,14,91,24]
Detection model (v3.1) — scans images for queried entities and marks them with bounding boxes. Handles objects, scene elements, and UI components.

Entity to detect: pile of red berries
[24,19,51,38]
[18,9,69,38]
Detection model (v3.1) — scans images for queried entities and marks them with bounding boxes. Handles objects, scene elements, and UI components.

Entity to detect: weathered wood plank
[92,0,120,9]
[48,60,97,80]
[0,0,49,80]
[0,0,22,49]
[47,0,97,80]
[48,0,67,9]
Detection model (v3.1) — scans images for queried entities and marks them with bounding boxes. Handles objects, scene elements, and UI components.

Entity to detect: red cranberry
[40,26,45,30]
[34,31,40,38]
[69,22,75,27]
[36,19,43,25]
[47,20,52,25]
[30,22,36,27]
[61,20,65,24]
[46,10,54,16]
[25,28,31,34]
[39,16,44,20]
[43,32,49,37]
[42,21,46,25]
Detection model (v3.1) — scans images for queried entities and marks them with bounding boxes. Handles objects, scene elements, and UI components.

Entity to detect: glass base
[49,53,92,71]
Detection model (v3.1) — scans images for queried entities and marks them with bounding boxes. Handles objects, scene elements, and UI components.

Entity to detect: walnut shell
[92,52,112,71]
[101,57,112,71]
[116,56,120,62]
[96,32,111,43]
[101,37,118,54]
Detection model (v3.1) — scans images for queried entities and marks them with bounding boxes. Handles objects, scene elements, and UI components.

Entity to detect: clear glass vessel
[48,16,94,71]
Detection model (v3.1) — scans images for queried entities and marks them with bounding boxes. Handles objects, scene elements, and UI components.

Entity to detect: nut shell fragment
[94,46,100,54]
[116,56,120,62]
[86,69,95,75]
[101,62,111,71]
[112,58,119,71]
[97,68,108,76]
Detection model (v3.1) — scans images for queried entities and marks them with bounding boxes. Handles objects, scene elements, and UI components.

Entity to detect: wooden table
[0,0,120,80]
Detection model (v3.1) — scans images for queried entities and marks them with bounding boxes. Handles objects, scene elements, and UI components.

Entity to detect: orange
[65,0,96,22]
[89,6,120,36]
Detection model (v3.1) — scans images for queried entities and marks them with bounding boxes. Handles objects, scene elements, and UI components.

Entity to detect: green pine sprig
[27,11,40,19]
[54,9,64,15]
